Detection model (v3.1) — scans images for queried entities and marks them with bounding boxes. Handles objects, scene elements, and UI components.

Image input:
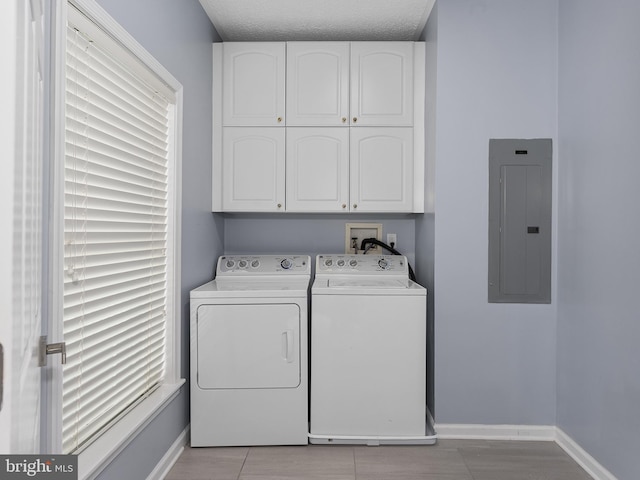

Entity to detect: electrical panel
[488,139,552,303]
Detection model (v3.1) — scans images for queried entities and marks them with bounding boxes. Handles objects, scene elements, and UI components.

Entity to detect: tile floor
[165,439,593,480]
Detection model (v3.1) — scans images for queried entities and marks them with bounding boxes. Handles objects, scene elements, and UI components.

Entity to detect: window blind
[63,18,170,454]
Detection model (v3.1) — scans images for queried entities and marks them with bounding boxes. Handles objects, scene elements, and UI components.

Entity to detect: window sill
[77,379,185,480]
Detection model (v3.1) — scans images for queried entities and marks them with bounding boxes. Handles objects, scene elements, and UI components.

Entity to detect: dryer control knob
[324,259,333,267]
[238,260,248,268]
[280,258,293,270]
[337,259,345,267]
[251,259,260,268]
[349,259,358,267]
[225,260,235,269]
[378,259,389,269]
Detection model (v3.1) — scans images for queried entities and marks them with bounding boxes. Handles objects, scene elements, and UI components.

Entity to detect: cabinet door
[223,43,285,126]
[286,42,349,126]
[350,42,414,126]
[286,128,349,212]
[223,128,285,211]
[350,128,414,212]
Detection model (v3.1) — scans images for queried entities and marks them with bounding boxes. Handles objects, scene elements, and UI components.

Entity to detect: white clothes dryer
[309,254,435,445]
[190,255,311,446]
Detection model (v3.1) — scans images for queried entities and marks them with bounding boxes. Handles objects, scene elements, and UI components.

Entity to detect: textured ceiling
[199,0,435,42]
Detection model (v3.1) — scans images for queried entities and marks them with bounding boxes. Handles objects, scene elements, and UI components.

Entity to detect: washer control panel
[316,254,407,274]
[217,255,310,275]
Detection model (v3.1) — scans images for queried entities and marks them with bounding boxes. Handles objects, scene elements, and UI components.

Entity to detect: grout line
[454,444,479,480]
[236,447,251,480]
[352,445,357,480]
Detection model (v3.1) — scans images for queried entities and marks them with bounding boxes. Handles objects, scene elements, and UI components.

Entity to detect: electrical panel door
[488,139,552,303]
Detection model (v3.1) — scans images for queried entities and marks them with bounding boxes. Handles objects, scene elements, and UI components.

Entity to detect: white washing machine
[309,254,435,445]
[190,255,311,446]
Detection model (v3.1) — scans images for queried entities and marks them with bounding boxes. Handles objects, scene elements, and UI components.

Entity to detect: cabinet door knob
[277,117,282,123]
[342,204,346,209]
[277,203,282,208]
[341,117,347,123]
[353,204,358,209]
[352,117,358,123]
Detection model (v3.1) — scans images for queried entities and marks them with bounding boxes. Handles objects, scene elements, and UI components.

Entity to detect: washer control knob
[349,259,358,267]
[225,259,235,269]
[324,259,333,267]
[337,259,345,267]
[251,259,260,268]
[280,258,293,270]
[238,260,248,268]
[378,258,389,269]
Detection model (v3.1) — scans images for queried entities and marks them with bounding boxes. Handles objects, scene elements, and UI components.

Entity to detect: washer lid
[328,278,409,289]
[313,278,426,295]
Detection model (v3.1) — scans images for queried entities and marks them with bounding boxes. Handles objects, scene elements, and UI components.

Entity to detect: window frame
[49,0,183,476]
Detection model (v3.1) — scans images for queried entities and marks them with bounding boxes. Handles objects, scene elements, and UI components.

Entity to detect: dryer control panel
[316,255,408,275]
[217,255,311,275]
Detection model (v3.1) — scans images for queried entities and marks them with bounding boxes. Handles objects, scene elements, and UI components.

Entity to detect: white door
[286,42,350,126]
[286,128,349,212]
[350,42,414,126]
[223,43,286,126]
[350,127,414,212]
[197,304,301,389]
[223,127,286,211]
[0,0,44,453]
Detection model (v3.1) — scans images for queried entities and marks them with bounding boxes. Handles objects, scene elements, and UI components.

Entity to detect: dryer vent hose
[359,238,417,282]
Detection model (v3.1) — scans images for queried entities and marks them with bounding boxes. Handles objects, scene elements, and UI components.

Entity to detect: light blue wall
[416,1,437,415]
[224,214,417,268]
[92,0,223,478]
[557,1,640,478]
[433,0,558,425]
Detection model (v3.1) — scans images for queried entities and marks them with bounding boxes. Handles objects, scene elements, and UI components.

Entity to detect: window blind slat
[66,104,168,158]
[64,283,166,322]
[65,66,169,126]
[66,86,168,142]
[66,37,170,115]
[65,140,168,176]
[64,280,166,316]
[64,319,165,367]
[64,354,165,426]
[66,122,168,168]
[64,330,165,393]
[62,360,164,452]
[63,14,172,454]
[66,33,169,124]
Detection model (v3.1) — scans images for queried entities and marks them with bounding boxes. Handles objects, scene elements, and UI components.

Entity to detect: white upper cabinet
[213,42,425,213]
[350,128,414,212]
[286,128,349,212]
[222,127,285,212]
[350,42,414,126]
[286,43,350,126]
[223,43,285,126]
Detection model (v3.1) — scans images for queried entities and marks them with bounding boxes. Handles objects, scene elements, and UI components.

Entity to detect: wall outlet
[345,223,382,254]
[387,233,397,248]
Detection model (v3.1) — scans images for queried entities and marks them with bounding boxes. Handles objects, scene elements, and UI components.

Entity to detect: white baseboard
[435,423,556,441]
[555,428,617,480]
[434,424,618,480]
[148,425,190,480]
